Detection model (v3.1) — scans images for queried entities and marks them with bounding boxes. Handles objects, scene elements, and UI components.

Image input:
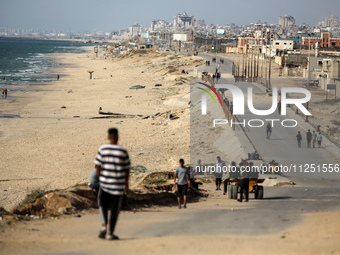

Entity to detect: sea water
[0,38,91,91]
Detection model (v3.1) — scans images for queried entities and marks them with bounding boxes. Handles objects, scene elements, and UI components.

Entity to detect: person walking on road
[238,170,249,203]
[174,158,190,209]
[296,131,302,148]
[277,100,281,115]
[312,130,317,148]
[317,132,323,148]
[306,129,312,148]
[215,156,225,190]
[266,123,272,139]
[94,128,130,240]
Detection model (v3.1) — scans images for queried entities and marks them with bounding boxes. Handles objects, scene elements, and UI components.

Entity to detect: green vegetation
[146,178,167,186]
[169,55,179,60]
[15,188,45,210]
[131,165,149,173]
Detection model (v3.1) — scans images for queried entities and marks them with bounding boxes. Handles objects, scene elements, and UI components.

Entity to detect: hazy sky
[1,0,339,32]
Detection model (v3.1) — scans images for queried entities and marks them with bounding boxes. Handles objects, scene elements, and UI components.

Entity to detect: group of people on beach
[1,88,8,98]
[90,128,261,240]
[296,129,323,148]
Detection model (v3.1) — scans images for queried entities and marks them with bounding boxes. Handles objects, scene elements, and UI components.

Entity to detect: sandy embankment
[0,47,204,211]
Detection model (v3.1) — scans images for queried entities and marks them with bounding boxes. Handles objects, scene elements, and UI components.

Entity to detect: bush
[15,188,45,210]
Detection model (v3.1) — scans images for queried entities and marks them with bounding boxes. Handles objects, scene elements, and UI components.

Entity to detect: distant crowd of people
[296,129,323,148]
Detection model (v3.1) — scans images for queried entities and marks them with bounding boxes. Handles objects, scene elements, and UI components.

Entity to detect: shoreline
[0,46,203,211]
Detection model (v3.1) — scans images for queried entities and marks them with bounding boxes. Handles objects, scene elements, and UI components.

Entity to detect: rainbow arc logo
[196,82,223,115]
[196,82,222,106]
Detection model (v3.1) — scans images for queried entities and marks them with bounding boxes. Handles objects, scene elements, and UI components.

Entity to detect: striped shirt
[94,144,130,195]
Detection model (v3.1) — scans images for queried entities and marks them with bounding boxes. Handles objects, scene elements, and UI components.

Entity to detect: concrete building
[172,12,205,30]
[317,57,340,98]
[129,23,142,37]
[279,15,295,28]
[237,37,266,54]
[318,15,340,29]
[137,43,155,52]
[301,33,340,48]
[173,12,193,29]
[321,58,340,79]
[150,20,169,32]
[273,40,294,51]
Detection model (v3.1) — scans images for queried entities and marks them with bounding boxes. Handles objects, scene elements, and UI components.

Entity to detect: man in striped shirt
[94,128,130,240]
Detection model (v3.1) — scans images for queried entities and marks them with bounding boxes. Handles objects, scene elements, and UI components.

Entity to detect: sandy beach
[0,47,202,210]
[1,46,340,255]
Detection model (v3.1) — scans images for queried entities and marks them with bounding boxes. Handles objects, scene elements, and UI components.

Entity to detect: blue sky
[0,0,339,31]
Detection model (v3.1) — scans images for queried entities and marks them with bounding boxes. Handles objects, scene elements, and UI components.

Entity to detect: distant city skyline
[1,0,339,32]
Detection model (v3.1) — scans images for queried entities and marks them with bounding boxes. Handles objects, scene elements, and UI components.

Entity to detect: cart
[226,178,265,200]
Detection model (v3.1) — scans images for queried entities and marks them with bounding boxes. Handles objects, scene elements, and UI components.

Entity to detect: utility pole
[268,28,272,90]
[243,53,245,78]
[256,40,259,80]
[306,34,311,122]
[250,40,253,80]
[261,31,264,83]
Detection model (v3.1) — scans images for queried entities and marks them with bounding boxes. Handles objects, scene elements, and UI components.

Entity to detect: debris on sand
[11,169,207,217]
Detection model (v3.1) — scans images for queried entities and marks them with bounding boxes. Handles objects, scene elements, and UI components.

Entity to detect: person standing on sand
[88,169,99,190]
[312,130,317,148]
[174,159,190,209]
[94,128,130,240]
[306,129,312,148]
[215,156,225,190]
[296,131,302,148]
[317,132,323,148]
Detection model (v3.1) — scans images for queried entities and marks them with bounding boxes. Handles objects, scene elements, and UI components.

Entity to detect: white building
[318,15,340,29]
[173,33,188,41]
[172,12,205,30]
[279,15,295,28]
[129,23,142,37]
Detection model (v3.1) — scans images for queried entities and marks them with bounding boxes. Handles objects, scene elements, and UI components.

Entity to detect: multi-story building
[237,36,266,54]
[150,20,169,32]
[318,15,340,29]
[129,23,142,37]
[279,15,295,28]
[172,12,205,30]
[301,33,340,48]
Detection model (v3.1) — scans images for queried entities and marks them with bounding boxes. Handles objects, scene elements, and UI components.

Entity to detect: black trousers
[239,179,249,201]
[98,189,122,234]
[215,178,222,186]
[223,178,230,193]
